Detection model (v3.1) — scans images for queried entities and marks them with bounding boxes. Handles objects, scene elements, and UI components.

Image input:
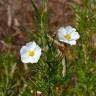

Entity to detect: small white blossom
[31,90,33,93]
[37,91,42,95]
[20,41,41,64]
[57,26,80,45]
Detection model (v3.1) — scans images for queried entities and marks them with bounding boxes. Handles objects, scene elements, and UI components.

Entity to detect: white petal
[20,46,28,56]
[58,39,65,42]
[29,54,41,63]
[30,46,42,63]
[65,26,76,34]
[26,45,41,63]
[21,56,30,63]
[26,41,37,50]
[58,27,67,35]
[57,27,67,41]
[65,40,76,45]
[34,44,41,51]
[35,50,42,59]
[37,91,42,94]
[31,56,40,63]
[71,32,80,40]
[20,46,30,63]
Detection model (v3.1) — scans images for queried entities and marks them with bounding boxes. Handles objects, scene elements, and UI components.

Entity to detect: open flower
[36,91,42,95]
[20,41,41,64]
[57,26,80,45]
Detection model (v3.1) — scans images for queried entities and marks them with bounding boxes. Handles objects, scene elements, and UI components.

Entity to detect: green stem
[48,63,52,96]
[30,0,41,23]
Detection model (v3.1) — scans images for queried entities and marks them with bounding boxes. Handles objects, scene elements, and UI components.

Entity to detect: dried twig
[7,5,12,26]
[0,40,15,49]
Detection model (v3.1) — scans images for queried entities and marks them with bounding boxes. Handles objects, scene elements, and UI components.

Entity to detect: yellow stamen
[64,34,71,40]
[27,50,35,57]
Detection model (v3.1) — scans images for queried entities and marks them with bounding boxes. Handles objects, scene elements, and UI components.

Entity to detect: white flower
[20,41,42,64]
[30,90,33,93]
[57,26,80,45]
[37,91,42,95]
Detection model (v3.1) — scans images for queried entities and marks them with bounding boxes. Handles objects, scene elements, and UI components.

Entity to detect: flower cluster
[20,26,80,64]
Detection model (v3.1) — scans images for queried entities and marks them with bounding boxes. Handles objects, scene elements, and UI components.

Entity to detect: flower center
[27,50,35,57]
[64,34,71,40]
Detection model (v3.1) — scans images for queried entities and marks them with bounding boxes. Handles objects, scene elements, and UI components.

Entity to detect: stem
[48,63,51,96]
[30,0,41,22]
